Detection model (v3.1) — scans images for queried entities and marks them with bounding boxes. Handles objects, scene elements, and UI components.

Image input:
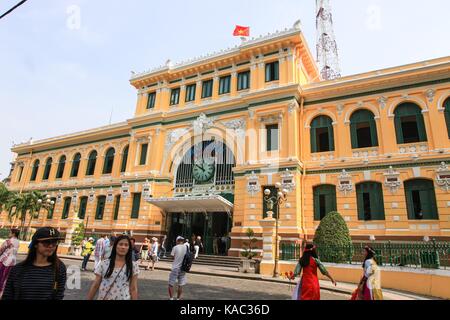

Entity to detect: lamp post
[264,182,288,278]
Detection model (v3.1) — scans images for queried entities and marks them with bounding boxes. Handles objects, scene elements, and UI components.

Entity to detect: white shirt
[171,244,187,270]
[151,242,158,256]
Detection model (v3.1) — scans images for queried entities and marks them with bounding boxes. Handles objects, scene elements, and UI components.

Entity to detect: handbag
[102,264,125,300]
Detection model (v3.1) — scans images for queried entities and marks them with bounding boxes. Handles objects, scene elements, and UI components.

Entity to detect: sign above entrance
[147,194,233,213]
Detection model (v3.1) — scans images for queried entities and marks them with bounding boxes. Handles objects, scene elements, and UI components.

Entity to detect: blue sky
[0,0,449,177]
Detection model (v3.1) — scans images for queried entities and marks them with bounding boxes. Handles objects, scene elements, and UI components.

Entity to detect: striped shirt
[1,261,67,300]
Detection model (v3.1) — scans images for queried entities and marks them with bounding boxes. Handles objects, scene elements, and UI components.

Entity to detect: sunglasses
[38,239,60,247]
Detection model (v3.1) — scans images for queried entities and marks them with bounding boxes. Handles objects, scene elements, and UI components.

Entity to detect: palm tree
[5,191,52,240]
[0,182,11,212]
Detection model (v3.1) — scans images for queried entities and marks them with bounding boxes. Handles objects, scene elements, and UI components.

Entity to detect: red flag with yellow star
[233,25,250,37]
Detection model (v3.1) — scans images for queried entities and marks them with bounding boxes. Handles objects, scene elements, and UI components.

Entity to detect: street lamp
[264,182,288,278]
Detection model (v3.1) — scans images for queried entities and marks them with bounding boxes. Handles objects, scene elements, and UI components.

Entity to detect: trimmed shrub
[313,211,353,263]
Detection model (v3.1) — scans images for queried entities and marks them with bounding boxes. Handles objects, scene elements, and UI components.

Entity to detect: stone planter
[239,259,256,273]
[69,245,82,256]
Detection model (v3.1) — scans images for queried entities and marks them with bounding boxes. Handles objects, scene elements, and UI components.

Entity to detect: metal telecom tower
[316,0,341,80]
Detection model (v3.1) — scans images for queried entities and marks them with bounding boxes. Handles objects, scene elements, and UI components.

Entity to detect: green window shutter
[266,124,279,151]
[219,76,231,95]
[265,63,271,82]
[170,88,180,105]
[71,154,81,177]
[404,181,415,220]
[30,161,39,181]
[313,185,337,221]
[370,183,385,220]
[416,114,428,142]
[329,123,335,151]
[313,188,320,221]
[445,99,450,138]
[394,115,404,144]
[62,198,71,219]
[202,80,213,98]
[43,159,52,180]
[273,61,279,81]
[56,156,66,179]
[310,127,318,153]
[356,184,365,220]
[238,71,250,90]
[147,92,156,109]
[420,183,438,220]
[369,119,379,146]
[86,151,97,176]
[350,123,358,149]
[140,144,148,165]
[103,149,115,174]
[113,195,121,220]
[78,197,87,219]
[121,146,129,173]
[95,196,106,220]
[131,193,141,219]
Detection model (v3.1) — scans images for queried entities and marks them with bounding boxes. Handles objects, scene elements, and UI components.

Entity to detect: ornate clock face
[193,160,215,183]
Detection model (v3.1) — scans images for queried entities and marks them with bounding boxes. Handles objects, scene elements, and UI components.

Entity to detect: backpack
[181,246,194,272]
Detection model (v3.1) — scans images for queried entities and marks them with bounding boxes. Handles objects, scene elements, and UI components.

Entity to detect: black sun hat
[32,227,65,243]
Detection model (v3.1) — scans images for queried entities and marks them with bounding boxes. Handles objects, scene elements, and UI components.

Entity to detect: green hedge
[313,211,354,263]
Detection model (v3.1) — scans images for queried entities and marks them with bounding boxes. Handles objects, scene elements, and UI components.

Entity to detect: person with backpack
[168,236,192,300]
[2,227,67,300]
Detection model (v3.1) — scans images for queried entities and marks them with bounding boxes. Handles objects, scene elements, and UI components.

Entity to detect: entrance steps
[159,254,241,269]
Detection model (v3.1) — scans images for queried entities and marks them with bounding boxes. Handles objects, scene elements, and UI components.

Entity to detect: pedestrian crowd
[0,227,384,301]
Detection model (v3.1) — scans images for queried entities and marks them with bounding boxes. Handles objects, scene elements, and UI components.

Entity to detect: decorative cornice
[130,26,302,82]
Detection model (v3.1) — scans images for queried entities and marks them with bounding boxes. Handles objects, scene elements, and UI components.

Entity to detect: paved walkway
[56,254,434,300]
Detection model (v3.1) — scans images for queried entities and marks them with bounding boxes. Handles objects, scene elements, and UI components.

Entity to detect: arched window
[56,155,66,179]
[394,103,427,144]
[444,97,450,139]
[95,196,106,220]
[30,160,40,181]
[70,153,81,177]
[404,179,438,220]
[311,116,335,153]
[78,196,88,219]
[61,197,71,219]
[86,151,97,176]
[120,146,129,173]
[313,185,337,221]
[350,110,378,149]
[356,182,385,221]
[42,158,52,180]
[103,148,115,174]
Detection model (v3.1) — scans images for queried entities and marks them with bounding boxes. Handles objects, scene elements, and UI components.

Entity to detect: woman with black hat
[1,227,67,300]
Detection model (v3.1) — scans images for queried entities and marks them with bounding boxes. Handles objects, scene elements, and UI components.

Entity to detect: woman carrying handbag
[87,235,139,300]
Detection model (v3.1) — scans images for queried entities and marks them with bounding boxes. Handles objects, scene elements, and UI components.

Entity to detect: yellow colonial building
[3,25,450,256]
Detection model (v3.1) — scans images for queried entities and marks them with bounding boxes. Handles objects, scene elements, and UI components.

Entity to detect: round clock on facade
[193,160,215,183]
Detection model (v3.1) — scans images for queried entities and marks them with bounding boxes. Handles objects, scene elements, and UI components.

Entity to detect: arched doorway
[150,139,236,255]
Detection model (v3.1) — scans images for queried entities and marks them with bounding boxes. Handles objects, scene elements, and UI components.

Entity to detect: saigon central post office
[4,26,450,256]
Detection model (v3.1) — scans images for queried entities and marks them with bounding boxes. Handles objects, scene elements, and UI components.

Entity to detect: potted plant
[240,228,259,273]
[70,222,85,256]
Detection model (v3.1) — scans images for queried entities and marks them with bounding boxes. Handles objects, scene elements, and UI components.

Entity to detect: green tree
[313,211,353,263]
[241,228,258,260]
[5,191,53,240]
[0,183,12,212]
[71,222,85,247]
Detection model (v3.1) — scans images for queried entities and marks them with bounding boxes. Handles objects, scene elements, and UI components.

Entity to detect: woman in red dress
[293,244,337,300]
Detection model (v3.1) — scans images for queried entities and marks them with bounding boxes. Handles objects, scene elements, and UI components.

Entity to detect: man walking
[168,236,188,300]
[94,235,106,269]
